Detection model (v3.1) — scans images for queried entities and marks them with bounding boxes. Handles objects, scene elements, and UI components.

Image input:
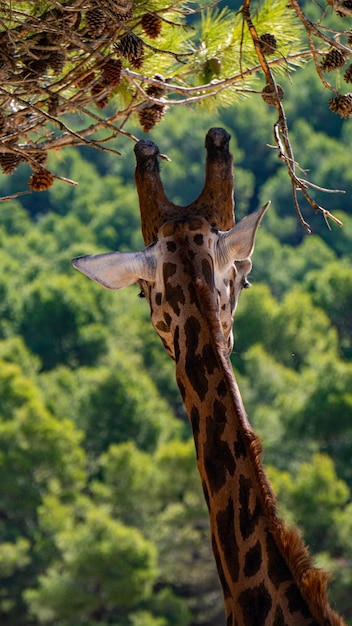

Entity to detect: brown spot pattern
[244,540,262,578]
[216,379,228,397]
[163,262,185,315]
[202,257,214,287]
[155,320,169,333]
[203,399,236,492]
[285,584,312,619]
[212,533,231,599]
[217,497,240,583]
[266,532,291,590]
[193,233,204,245]
[234,433,247,459]
[238,583,272,626]
[239,475,262,541]
[273,606,286,626]
[174,325,180,362]
[166,240,177,252]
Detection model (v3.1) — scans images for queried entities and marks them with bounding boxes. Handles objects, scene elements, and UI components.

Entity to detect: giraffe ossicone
[72,129,346,626]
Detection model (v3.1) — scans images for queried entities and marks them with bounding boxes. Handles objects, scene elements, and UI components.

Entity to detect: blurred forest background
[0,2,352,626]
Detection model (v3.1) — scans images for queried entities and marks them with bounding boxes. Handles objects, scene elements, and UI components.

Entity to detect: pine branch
[0,0,350,230]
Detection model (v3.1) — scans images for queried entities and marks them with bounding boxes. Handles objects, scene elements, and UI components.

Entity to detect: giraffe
[72,129,346,626]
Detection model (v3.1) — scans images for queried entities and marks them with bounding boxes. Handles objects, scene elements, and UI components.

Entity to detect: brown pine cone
[114,33,144,65]
[29,169,54,191]
[0,152,22,174]
[23,58,49,78]
[328,93,352,118]
[138,104,165,132]
[110,0,133,21]
[336,0,352,14]
[47,94,59,116]
[91,81,109,108]
[130,47,144,69]
[261,83,284,105]
[0,58,9,80]
[344,64,352,83]
[259,33,277,55]
[28,150,48,170]
[86,7,106,37]
[0,111,7,133]
[145,74,166,98]
[101,59,122,86]
[141,13,162,38]
[321,48,346,71]
[48,52,66,75]
[76,73,94,89]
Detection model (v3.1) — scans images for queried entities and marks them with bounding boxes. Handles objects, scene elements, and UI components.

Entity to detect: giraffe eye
[138,290,146,298]
[241,277,251,289]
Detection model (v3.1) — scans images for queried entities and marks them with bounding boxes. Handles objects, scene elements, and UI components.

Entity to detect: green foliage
[0,537,30,579]
[0,371,85,526]
[143,587,192,626]
[194,0,304,109]
[306,261,352,360]
[25,503,157,624]
[17,273,110,370]
[68,356,179,455]
[269,454,350,552]
[94,442,159,527]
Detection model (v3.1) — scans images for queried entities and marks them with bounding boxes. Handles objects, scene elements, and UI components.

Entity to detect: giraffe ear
[217,202,270,266]
[72,249,156,290]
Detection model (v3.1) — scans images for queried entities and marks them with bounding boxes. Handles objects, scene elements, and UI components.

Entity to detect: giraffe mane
[194,276,345,626]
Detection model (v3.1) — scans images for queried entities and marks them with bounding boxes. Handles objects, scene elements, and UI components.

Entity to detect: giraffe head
[72,204,269,358]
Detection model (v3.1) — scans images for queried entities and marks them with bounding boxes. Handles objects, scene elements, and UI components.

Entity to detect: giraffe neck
[167,259,343,626]
[73,129,346,626]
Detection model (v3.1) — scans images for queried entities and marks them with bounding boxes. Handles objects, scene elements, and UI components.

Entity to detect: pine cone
[91,81,109,108]
[138,104,165,132]
[259,33,277,55]
[261,83,284,105]
[344,64,352,83]
[23,58,49,78]
[86,7,106,37]
[29,169,54,191]
[141,13,162,38]
[337,0,352,13]
[28,150,48,170]
[0,58,9,80]
[207,57,221,75]
[0,152,22,174]
[76,73,94,89]
[145,74,166,98]
[130,48,144,69]
[47,94,59,116]
[48,52,66,75]
[321,48,346,71]
[114,33,144,64]
[0,111,7,133]
[110,0,133,21]
[101,59,122,86]
[46,30,66,45]
[328,93,352,118]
